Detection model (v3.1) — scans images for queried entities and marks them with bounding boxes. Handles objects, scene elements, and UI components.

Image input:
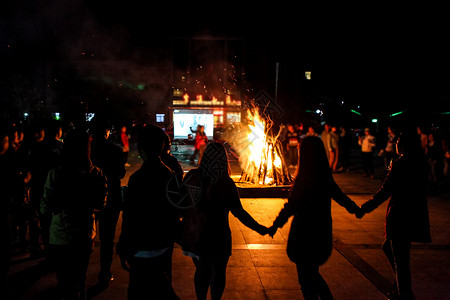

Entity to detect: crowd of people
[1,118,132,299]
[1,116,448,300]
[280,122,450,192]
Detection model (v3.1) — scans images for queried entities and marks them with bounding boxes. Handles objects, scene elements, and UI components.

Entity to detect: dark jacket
[117,158,180,259]
[90,137,126,208]
[273,177,359,265]
[41,165,108,245]
[361,156,431,243]
[181,169,266,258]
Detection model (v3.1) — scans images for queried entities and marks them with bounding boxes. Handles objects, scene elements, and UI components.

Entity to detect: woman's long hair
[293,136,333,188]
[198,142,231,184]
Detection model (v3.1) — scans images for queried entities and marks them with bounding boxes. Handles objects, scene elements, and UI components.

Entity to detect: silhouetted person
[90,119,126,287]
[162,131,183,185]
[286,124,299,167]
[41,129,108,300]
[39,120,65,256]
[117,125,180,300]
[269,136,361,300]
[190,125,208,165]
[329,126,340,172]
[426,131,444,187]
[358,128,376,178]
[321,123,332,161]
[27,123,49,257]
[120,125,131,167]
[380,126,398,174]
[7,125,31,251]
[338,126,352,172]
[181,142,269,300]
[360,130,431,300]
[0,127,14,298]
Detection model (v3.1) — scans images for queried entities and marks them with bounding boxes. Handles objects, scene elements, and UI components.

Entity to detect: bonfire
[229,106,293,186]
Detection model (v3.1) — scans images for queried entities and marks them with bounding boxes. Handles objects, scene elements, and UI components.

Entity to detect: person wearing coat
[90,118,126,286]
[360,130,431,300]
[269,136,361,300]
[41,129,108,300]
[117,125,180,300]
[181,142,269,300]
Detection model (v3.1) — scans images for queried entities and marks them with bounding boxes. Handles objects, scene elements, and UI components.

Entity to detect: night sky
[2,1,450,121]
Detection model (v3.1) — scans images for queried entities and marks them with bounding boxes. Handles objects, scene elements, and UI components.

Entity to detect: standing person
[27,123,49,257]
[329,126,340,172]
[268,136,361,300]
[40,120,65,256]
[417,126,428,151]
[41,129,108,300]
[358,128,376,178]
[117,125,180,300]
[190,125,208,166]
[379,126,398,174]
[359,129,431,300]
[120,125,131,167]
[180,142,269,300]
[306,125,318,137]
[339,126,352,172]
[90,119,126,287]
[0,127,13,299]
[7,126,31,252]
[286,124,300,167]
[162,131,183,184]
[426,131,444,188]
[321,124,332,161]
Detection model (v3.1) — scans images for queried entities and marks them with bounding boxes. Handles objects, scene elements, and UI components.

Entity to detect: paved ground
[6,149,450,299]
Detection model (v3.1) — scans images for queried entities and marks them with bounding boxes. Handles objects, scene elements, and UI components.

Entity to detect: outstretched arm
[361,165,396,213]
[228,183,268,235]
[329,179,360,214]
[272,201,295,230]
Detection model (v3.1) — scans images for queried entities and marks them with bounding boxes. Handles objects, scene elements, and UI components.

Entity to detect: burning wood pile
[227,106,293,186]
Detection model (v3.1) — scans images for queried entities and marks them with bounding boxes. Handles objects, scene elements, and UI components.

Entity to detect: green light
[372,119,378,123]
[390,110,405,117]
[137,84,145,91]
[441,111,450,115]
[351,109,362,116]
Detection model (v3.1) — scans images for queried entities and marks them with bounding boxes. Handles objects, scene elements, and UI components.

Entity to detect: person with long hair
[181,142,269,300]
[360,129,431,300]
[268,136,361,300]
[41,129,108,300]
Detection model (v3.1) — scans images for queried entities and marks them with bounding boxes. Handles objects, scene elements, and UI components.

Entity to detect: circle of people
[1,119,448,300]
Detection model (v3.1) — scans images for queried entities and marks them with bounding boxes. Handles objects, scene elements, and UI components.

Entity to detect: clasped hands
[259,225,278,238]
[262,206,367,239]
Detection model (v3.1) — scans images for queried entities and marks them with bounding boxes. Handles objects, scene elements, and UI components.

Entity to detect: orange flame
[232,107,284,185]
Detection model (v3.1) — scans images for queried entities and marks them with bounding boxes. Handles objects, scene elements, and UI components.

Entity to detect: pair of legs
[193,255,229,300]
[288,146,298,166]
[96,207,121,284]
[361,152,374,177]
[295,260,334,300]
[382,239,414,299]
[329,149,340,171]
[128,247,178,300]
[49,239,93,300]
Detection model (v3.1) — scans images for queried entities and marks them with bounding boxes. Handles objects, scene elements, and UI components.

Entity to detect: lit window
[305,71,311,80]
[156,114,165,122]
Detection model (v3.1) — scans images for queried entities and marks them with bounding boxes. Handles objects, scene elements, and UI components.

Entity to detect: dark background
[2,1,449,127]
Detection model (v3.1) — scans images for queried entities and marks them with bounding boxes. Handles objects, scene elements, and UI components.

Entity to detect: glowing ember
[228,106,292,185]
